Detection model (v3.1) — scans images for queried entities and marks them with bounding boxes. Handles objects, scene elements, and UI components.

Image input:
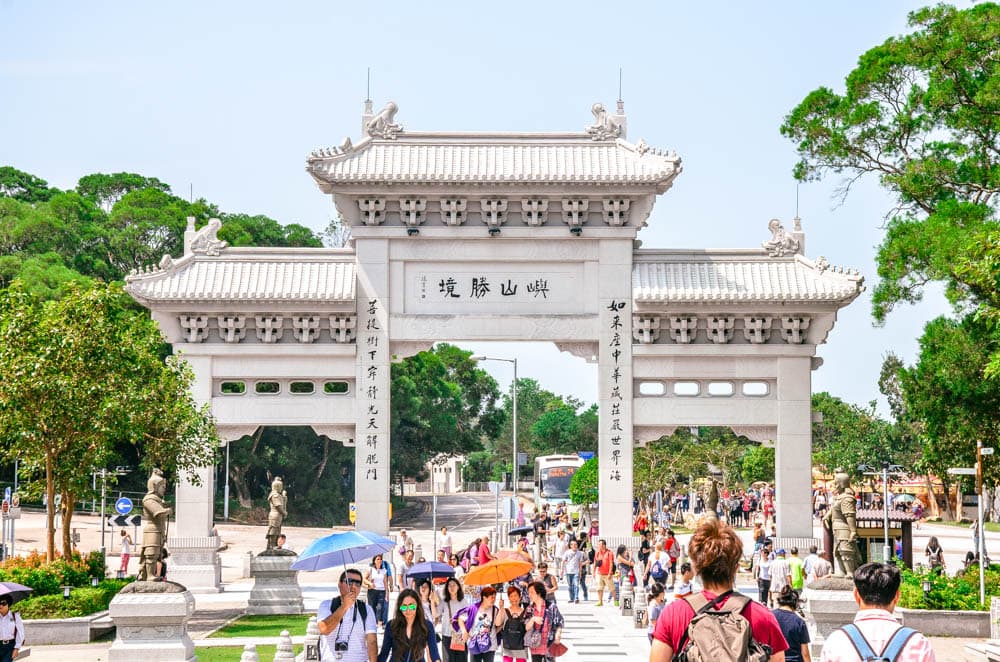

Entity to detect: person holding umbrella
[0,595,25,662]
[378,588,441,662]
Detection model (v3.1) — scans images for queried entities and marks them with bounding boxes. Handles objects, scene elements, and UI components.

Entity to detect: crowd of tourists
[633,484,779,532]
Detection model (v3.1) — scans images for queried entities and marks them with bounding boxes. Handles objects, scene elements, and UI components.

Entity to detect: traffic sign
[947,467,977,475]
[349,501,357,524]
[982,447,995,456]
[3,487,9,502]
[107,514,141,528]
[115,497,133,515]
[488,481,503,496]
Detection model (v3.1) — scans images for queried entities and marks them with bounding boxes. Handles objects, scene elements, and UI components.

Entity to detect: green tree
[781,3,1000,369]
[0,281,217,560]
[217,213,323,248]
[569,457,598,506]
[0,166,55,203]
[389,345,503,486]
[811,392,908,477]
[739,445,775,485]
[531,402,598,456]
[76,172,171,212]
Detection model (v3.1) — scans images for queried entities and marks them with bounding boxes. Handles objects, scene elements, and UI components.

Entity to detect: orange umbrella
[495,548,533,562]
[462,558,534,586]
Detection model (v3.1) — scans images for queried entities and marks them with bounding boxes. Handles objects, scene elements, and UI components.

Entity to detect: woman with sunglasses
[378,588,442,662]
[439,577,468,662]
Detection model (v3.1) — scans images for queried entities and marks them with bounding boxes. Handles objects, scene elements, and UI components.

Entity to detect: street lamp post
[859,462,905,563]
[947,440,993,605]
[471,355,518,504]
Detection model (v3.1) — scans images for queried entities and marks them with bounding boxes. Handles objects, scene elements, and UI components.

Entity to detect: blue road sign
[3,487,9,502]
[115,497,133,515]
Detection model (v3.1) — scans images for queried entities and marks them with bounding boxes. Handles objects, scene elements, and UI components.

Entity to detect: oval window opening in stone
[255,381,280,395]
[708,382,735,396]
[290,381,315,394]
[220,381,246,395]
[638,381,666,396]
[673,382,700,396]
[324,381,350,395]
[742,381,770,397]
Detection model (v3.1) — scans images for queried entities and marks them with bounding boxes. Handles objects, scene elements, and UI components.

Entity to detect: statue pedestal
[168,535,222,593]
[803,578,862,655]
[108,581,196,662]
[248,551,304,615]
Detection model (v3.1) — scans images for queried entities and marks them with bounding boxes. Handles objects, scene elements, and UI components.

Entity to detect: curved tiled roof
[125,254,356,304]
[633,254,863,303]
[308,136,681,186]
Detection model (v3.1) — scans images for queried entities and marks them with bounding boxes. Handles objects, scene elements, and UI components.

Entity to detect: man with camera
[317,569,378,662]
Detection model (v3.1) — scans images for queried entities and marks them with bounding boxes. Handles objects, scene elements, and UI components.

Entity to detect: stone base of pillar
[803,578,859,655]
[108,581,196,662]
[167,535,222,593]
[248,551,304,615]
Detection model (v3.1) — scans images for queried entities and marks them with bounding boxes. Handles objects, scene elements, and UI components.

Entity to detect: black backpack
[501,608,527,650]
[329,596,368,623]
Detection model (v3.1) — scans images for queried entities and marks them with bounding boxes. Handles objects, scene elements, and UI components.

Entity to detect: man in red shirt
[477,534,495,566]
[649,519,788,661]
[593,539,615,606]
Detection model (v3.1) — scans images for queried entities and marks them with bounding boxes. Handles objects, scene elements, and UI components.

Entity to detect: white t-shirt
[120,537,131,555]
[441,532,453,550]
[368,565,389,591]
[317,600,376,662]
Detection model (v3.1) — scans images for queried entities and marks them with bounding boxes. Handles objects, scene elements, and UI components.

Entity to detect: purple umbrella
[0,582,33,605]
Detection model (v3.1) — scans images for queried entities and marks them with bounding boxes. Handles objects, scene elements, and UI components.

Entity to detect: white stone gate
[126,101,862,591]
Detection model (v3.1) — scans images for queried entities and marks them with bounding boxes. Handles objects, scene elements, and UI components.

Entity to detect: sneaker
[614,600,619,606]
[596,601,603,606]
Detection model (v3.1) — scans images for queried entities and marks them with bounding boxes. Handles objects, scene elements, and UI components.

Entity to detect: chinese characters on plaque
[361,298,385,483]
[422,274,551,301]
[606,300,626,483]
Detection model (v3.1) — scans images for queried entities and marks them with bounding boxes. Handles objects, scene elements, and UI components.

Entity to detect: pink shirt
[820,609,936,662]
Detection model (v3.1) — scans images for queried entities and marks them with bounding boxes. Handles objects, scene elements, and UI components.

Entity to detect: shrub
[13,578,132,619]
[0,549,109,596]
[897,563,1000,611]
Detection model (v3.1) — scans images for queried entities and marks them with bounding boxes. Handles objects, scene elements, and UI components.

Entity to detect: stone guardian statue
[823,472,860,576]
[266,476,287,551]
[137,468,172,581]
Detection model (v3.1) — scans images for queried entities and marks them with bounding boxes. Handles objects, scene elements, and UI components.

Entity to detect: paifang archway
[126,101,862,591]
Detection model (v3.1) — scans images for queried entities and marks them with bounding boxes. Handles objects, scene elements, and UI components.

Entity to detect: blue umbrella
[407,561,455,582]
[291,530,396,572]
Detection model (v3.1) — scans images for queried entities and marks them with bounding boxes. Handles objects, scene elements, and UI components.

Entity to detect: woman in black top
[771,586,810,662]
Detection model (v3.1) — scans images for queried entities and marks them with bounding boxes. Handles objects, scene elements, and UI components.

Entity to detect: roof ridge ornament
[761,218,800,257]
[365,101,402,139]
[189,218,228,257]
[585,102,624,141]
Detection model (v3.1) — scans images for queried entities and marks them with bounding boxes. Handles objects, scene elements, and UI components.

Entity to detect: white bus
[533,454,585,517]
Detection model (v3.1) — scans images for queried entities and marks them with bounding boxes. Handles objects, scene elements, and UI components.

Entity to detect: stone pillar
[775,356,813,538]
[598,239,634,538]
[355,239,391,534]
[247,552,304,614]
[171,353,222,592]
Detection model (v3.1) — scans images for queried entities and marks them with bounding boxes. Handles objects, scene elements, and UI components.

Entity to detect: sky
[0,1,953,415]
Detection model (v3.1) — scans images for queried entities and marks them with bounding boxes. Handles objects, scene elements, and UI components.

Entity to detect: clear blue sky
[0,1,950,414]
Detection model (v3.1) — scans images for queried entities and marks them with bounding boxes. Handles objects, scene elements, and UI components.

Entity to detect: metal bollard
[273,630,295,661]
[240,643,260,662]
[633,560,647,629]
[303,615,321,661]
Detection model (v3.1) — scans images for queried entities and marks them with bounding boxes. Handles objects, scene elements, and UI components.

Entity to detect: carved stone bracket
[561,199,589,227]
[634,426,679,445]
[255,315,284,343]
[706,316,734,344]
[312,426,356,446]
[603,199,630,226]
[522,199,549,226]
[217,315,246,343]
[669,316,698,344]
[440,199,467,226]
[358,198,386,226]
[330,315,357,343]
[390,341,435,361]
[216,425,260,442]
[729,426,776,445]
[481,199,507,227]
[555,342,599,363]
[400,198,426,227]
[742,316,773,344]
[632,316,661,344]
[179,315,209,343]
[781,316,810,344]
[292,315,321,343]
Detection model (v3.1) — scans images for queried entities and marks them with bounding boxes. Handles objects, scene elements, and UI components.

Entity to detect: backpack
[501,608,527,650]
[673,591,771,662]
[667,540,681,560]
[650,554,668,582]
[840,624,917,662]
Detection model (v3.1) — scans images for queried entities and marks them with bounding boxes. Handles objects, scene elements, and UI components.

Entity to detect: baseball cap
[777,548,787,555]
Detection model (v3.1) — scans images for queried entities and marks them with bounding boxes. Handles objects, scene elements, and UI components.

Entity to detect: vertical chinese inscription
[606,300,626,484]
[359,297,388,484]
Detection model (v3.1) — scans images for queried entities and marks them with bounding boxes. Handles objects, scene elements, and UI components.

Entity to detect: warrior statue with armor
[137,468,171,581]
[824,471,861,576]
[266,476,287,551]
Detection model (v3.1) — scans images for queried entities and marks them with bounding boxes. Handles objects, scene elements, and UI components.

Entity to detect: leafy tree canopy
[218,213,323,248]
[76,172,171,212]
[781,3,1000,358]
[0,281,217,559]
[0,166,55,203]
[569,457,598,506]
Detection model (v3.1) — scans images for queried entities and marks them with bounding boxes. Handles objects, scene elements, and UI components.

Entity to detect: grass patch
[928,519,1000,532]
[197,644,302,661]
[209,614,311,638]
